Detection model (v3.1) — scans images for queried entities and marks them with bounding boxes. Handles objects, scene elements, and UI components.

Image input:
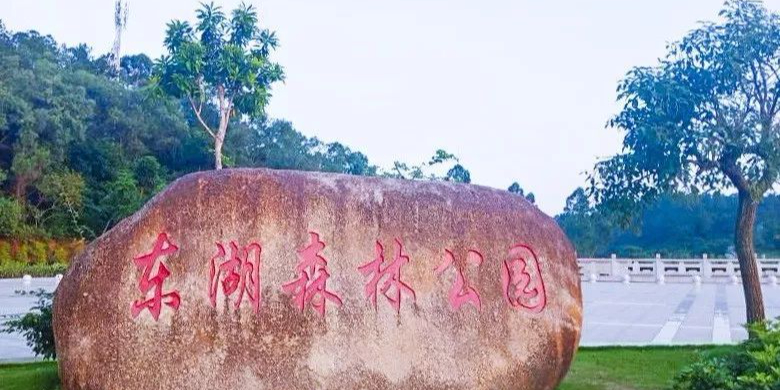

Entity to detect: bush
[14,241,30,263]
[2,289,56,359]
[30,241,49,264]
[673,319,780,390]
[52,246,69,264]
[0,241,11,265]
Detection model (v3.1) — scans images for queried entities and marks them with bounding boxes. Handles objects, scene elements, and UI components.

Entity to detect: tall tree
[110,0,129,75]
[590,0,780,324]
[152,2,284,169]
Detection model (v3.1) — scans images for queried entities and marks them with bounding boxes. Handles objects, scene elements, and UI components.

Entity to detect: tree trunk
[213,111,228,170]
[214,136,224,170]
[735,190,765,325]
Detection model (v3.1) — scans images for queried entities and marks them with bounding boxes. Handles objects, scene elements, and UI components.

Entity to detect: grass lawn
[559,345,733,390]
[0,346,732,390]
[0,362,59,390]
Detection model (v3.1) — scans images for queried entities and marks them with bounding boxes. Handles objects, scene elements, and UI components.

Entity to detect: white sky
[4,1,779,215]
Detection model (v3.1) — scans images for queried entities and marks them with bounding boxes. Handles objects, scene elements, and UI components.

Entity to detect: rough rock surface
[54,168,582,390]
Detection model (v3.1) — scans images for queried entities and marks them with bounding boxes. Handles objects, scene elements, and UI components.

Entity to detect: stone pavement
[580,282,780,346]
[1,277,779,361]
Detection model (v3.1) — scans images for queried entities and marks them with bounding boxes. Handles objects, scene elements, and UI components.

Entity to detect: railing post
[702,253,711,282]
[728,260,739,284]
[610,253,617,279]
[655,253,665,284]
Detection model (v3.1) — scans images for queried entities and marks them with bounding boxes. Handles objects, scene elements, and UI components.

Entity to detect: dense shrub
[0,241,11,264]
[0,239,82,264]
[673,320,780,390]
[52,246,69,264]
[30,241,48,264]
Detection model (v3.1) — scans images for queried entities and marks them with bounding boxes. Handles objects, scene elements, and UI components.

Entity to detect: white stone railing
[577,254,779,285]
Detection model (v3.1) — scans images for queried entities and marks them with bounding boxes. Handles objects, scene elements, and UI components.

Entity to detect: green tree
[556,188,614,257]
[388,149,471,183]
[0,196,25,237]
[590,0,780,323]
[508,182,536,204]
[152,2,284,169]
[31,170,86,237]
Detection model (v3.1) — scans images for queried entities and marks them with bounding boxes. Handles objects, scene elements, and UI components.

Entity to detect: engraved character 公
[434,249,483,311]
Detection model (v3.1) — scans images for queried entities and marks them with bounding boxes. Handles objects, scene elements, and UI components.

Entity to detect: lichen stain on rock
[54,168,582,390]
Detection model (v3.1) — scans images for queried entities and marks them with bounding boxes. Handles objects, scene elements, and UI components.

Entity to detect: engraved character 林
[358,239,416,313]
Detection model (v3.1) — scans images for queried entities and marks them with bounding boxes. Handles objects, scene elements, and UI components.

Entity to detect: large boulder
[54,168,582,390]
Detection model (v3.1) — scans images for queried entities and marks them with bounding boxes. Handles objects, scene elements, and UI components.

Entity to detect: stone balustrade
[578,254,780,285]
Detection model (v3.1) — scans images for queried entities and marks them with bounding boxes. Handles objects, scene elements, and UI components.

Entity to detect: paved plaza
[581,282,780,346]
[1,277,778,361]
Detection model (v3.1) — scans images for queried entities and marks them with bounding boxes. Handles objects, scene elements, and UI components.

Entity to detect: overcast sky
[4,1,779,214]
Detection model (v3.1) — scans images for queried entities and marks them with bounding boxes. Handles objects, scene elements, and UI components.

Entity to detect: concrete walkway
[1,277,779,361]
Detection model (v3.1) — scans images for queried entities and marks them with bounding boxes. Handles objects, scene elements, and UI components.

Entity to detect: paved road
[1,278,779,361]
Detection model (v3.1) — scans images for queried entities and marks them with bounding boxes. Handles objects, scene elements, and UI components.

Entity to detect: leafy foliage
[673,319,780,390]
[2,290,55,359]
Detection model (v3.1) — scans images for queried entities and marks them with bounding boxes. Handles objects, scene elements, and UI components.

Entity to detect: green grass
[0,263,67,278]
[0,362,59,390]
[558,345,735,390]
[0,346,735,390]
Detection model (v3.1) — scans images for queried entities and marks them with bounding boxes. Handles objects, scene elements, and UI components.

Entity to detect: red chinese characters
[358,239,416,313]
[501,244,547,313]
[131,233,181,320]
[282,232,343,316]
[209,241,262,313]
[435,249,483,311]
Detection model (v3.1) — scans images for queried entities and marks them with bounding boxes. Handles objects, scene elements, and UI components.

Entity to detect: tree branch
[722,158,751,194]
[187,95,215,138]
